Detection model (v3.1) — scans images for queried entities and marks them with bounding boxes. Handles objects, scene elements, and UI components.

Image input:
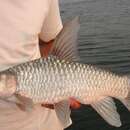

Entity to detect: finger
[69,98,81,109]
[41,104,54,109]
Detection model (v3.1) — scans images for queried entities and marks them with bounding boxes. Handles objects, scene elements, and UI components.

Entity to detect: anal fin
[54,100,72,128]
[91,97,121,127]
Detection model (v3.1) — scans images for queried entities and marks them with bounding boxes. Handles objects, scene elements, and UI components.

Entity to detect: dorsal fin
[50,16,80,62]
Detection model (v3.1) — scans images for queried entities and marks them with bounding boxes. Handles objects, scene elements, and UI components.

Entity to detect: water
[60,0,130,130]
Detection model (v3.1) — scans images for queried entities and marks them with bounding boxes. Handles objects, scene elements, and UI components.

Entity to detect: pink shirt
[0,0,62,71]
[0,0,71,130]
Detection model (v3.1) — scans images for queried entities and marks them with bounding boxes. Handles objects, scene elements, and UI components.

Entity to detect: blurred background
[59,0,130,130]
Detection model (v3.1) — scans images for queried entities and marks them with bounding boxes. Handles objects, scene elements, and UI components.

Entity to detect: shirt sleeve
[39,0,63,42]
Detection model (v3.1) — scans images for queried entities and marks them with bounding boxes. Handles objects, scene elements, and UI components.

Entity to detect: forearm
[39,38,55,109]
[39,38,81,109]
[39,38,54,57]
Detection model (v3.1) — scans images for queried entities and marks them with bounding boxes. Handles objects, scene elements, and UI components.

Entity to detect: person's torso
[0,0,50,71]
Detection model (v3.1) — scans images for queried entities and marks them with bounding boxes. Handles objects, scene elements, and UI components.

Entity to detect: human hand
[69,98,81,109]
[41,99,81,110]
[0,73,16,98]
[39,39,81,110]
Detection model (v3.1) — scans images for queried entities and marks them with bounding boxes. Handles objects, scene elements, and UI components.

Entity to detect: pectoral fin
[15,94,34,111]
[91,97,121,127]
[54,100,72,128]
[7,94,34,111]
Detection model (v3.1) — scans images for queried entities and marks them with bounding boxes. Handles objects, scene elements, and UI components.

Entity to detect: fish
[0,17,130,128]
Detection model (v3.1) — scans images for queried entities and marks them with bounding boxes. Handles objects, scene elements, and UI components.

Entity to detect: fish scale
[6,55,128,104]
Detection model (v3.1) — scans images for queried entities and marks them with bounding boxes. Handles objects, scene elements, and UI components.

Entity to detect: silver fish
[0,17,130,127]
